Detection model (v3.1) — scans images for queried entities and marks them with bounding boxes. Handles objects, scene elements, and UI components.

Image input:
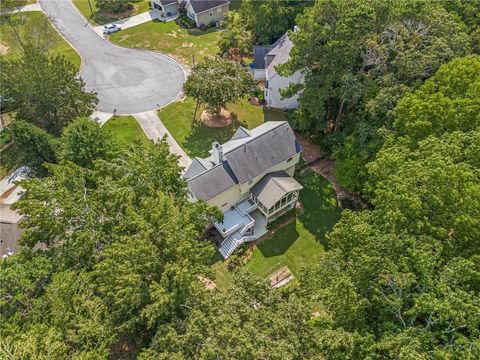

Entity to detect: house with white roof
[183,121,303,258]
[252,31,303,109]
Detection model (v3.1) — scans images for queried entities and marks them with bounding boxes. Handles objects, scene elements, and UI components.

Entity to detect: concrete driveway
[39,0,185,114]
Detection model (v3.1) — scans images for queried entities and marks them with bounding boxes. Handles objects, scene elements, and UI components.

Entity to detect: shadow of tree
[256,221,299,258]
[297,170,341,250]
[183,112,248,158]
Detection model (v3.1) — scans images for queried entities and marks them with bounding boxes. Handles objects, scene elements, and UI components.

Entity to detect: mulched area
[294,131,324,163]
[201,109,232,127]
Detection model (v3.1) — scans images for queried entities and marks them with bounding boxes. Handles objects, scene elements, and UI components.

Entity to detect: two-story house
[185,0,230,26]
[183,121,303,258]
[151,0,229,25]
[252,30,303,109]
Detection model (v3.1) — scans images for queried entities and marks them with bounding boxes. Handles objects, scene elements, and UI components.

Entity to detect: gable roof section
[231,126,251,140]
[266,33,293,76]
[183,157,208,180]
[187,161,238,201]
[188,0,229,15]
[225,122,300,184]
[250,171,303,209]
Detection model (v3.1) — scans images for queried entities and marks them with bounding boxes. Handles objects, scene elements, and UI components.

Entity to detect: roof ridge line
[224,121,289,155]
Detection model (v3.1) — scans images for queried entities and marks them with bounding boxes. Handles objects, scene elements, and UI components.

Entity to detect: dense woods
[1,0,479,358]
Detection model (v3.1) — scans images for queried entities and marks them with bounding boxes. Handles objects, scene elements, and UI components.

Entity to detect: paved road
[134,111,192,169]
[39,0,185,114]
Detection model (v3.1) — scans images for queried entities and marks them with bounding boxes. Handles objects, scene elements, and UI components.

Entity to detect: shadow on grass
[183,113,248,158]
[256,221,299,258]
[297,170,341,250]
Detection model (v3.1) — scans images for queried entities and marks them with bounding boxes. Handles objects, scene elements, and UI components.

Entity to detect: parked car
[103,24,121,34]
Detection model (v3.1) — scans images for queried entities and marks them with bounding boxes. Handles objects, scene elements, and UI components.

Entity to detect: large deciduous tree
[281,0,472,192]
[0,48,97,136]
[183,57,254,116]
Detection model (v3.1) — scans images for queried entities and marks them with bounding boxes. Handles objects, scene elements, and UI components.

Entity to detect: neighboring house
[151,0,178,17]
[183,121,303,258]
[185,0,230,26]
[252,31,303,109]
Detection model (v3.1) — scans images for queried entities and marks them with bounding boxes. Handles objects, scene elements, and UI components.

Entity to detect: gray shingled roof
[188,0,229,14]
[253,45,274,69]
[159,0,178,5]
[185,121,301,201]
[225,122,300,184]
[187,162,238,201]
[265,33,293,76]
[250,171,303,209]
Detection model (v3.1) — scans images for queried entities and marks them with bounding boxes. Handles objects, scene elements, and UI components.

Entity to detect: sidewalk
[134,111,192,169]
[1,2,42,14]
[92,9,177,35]
[91,110,114,126]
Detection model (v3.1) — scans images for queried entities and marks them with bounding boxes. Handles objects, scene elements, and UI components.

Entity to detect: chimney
[212,141,223,165]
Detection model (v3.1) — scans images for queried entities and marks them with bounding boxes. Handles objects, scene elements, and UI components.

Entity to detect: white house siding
[151,0,178,16]
[265,70,303,109]
[188,3,229,26]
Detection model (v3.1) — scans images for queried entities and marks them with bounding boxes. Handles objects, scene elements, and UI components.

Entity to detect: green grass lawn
[159,97,286,158]
[244,171,341,278]
[0,12,81,69]
[109,19,222,67]
[73,0,150,25]
[102,115,150,147]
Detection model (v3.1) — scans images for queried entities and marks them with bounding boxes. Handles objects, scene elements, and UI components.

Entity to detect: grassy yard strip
[159,97,286,158]
[72,0,150,25]
[109,19,222,67]
[102,115,150,147]
[0,12,81,69]
[244,171,341,278]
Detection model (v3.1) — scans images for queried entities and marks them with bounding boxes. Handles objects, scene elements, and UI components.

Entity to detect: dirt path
[295,132,370,210]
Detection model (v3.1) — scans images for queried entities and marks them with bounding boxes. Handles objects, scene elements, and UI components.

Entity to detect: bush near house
[177,14,196,29]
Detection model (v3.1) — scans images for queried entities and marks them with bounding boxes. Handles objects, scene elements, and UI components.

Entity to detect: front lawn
[102,115,149,147]
[73,0,150,25]
[158,97,286,158]
[109,19,222,67]
[0,12,81,69]
[244,171,341,278]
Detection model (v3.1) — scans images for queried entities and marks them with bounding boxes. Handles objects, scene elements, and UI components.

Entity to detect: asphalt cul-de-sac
[40,0,185,114]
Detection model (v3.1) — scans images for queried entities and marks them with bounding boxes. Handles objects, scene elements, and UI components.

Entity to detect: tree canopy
[0,48,97,136]
[183,57,254,114]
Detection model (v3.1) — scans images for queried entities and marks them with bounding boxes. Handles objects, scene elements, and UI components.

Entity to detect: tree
[10,120,59,176]
[183,57,254,116]
[279,0,472,191]
[60,117,118,168]
[0,48,98,136]
[393,55,480,143]
[218,11,254,56]
[5,140,221,355]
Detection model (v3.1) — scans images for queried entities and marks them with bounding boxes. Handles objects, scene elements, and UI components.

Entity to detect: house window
[209,11,213,16]
[287,157,293,163]
[221,202,228,208]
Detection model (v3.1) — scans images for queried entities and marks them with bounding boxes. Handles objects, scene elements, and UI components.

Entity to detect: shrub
[177,15,196,29]
[208,21,217,28]
[199,23,208,31]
